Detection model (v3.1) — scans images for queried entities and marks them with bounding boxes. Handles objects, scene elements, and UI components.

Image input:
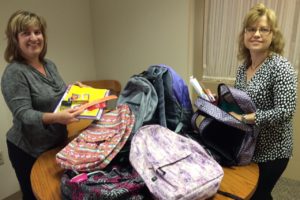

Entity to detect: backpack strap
[217,190,243,200]
[191,109,210,131]
[143,66,168,127]
[174,122,183,133]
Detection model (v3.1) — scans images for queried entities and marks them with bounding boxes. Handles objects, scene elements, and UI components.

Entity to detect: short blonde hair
[237,3,284,64]
[4,10,47,63]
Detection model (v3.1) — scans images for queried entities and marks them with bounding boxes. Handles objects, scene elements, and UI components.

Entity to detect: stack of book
[54,84,110,120]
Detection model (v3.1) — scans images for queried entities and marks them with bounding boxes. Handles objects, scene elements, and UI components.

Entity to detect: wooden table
[31,145,258,200]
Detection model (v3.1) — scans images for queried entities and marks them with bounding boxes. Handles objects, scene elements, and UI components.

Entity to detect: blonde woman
[230,3,297,200]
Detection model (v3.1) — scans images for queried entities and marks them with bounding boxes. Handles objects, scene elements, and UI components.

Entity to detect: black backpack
[191,83,259,166]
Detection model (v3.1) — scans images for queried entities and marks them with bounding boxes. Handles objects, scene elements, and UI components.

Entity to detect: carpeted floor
[272,177,300,200]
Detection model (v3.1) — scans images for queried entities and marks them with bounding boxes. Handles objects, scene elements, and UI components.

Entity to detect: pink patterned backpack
[56,104,135,172]
[129,125,224,200]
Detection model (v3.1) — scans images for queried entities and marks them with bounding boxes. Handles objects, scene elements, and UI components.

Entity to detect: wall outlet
[0,151,4,165]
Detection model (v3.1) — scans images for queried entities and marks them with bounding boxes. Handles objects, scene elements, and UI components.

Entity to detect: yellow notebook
[54,84,109,120]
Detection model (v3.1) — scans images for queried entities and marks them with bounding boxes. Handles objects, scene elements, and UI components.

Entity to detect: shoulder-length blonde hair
[4,10,48,63]
[237,3,284,64]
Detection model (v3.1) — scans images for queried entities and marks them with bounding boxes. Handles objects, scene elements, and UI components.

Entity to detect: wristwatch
[241,114,247,124]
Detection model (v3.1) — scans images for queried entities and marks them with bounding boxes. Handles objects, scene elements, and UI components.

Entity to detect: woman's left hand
[229,112,242,121]
[229,112,256,124]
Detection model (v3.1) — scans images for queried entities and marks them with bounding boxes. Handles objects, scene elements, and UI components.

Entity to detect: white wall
[0,0,96,198]
[91,0,193,87]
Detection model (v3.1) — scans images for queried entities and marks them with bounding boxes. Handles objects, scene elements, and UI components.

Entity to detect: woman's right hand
[42,107,83,125]
[55,107,83,124]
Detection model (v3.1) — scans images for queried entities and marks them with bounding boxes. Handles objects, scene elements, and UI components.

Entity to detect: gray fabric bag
[117,75,158,134]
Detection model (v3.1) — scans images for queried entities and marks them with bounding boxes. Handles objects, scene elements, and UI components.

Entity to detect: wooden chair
[67,79,122,137]
[81,80,121,96]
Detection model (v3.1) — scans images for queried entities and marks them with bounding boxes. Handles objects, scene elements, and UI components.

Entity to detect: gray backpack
[117,65,193,135]
[117,75,158,134]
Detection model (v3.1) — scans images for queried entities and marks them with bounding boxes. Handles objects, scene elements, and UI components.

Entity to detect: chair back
[81,80,121,96]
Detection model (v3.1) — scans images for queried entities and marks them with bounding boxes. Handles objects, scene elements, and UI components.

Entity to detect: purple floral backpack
[192,83,259,166]
[129,125,224,200]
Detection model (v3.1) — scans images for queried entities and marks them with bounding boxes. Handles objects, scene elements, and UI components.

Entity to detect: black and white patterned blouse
[235,53,298,163]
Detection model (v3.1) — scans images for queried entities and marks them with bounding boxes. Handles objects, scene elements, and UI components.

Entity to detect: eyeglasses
[244,27,272,36]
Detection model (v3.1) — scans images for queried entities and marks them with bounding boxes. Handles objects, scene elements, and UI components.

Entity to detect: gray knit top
[1,59,67,158]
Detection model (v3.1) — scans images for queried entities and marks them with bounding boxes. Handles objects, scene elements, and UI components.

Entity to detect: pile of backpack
[56,64,258,200]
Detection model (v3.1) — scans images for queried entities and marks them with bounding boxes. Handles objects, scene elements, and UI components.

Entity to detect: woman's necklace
[250,59,265,70]
[250,52,271,70]
[246,58,266,82]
